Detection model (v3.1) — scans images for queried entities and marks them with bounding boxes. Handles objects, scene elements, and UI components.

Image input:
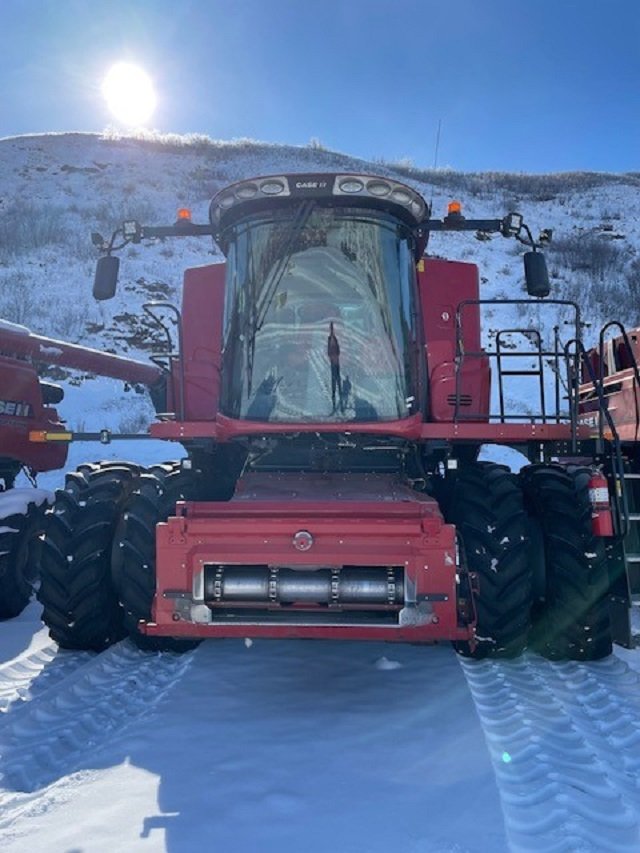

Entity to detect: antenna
[432,118,442,171]
[430,118,442,214]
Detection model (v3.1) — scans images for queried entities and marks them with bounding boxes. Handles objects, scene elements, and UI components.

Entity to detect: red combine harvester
[31,173,634,658]
[0,320,163,617]
[579,323,640,622]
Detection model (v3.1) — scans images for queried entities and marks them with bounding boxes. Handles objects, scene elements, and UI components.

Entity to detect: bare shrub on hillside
[382,162,640,201]
[0,203,69,260]
[618,257,640,325]
[49,299,94,342]
[97,130,371,179]
[92,197,157,232]
[551,244,639,328]
[308,138,326,151]
[583,274,640,328]
[0,270,45,326]
[118,408,151,434]
[100,128,279,157]
[549,232,626,281]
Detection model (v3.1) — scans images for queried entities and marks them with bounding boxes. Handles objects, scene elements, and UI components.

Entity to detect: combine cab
[32,173,633,658]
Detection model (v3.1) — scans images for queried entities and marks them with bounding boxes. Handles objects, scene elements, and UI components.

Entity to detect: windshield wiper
[244,199,316,395]
[254,199,316,332]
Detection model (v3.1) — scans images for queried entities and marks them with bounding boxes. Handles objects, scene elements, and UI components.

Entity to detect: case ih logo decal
[295,180,328,190]
[0,399,33,417]
[578,413,599,428]
[292,178,330,195]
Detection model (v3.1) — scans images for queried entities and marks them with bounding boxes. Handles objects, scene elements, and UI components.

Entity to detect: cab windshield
[220,205,420,423]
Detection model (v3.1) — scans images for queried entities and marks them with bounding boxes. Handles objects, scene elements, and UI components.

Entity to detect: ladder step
[628,515,640,522]
[624,473,640,480]
[625,554,640,563]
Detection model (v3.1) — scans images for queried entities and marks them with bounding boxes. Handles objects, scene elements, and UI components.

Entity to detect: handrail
[566,335,629,538]
[143,302,185,421]
[597,321,640,444]
[453,298,581,425]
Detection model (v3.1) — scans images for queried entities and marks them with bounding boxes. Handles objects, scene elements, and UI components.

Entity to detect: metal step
[625,553,640,563]
[627,514,640,523]
[624,473,640,480]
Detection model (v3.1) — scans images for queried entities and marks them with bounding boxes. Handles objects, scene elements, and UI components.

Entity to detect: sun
[102,62,157,126]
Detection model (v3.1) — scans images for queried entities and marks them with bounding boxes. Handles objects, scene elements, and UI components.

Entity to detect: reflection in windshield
[220,208,420,423]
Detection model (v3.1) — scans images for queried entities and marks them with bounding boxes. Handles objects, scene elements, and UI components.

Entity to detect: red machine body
[150,258,574,445]
[141,259,480,641]
[579,326,640,598]
[0,320,162,482]
[579,328,640,442]
[140,254,574,641]
[36,172,626,659]
[147,473,467,643]
[0,352,67,476]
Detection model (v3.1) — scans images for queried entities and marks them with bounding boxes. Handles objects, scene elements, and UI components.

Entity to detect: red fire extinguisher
[588,469,614,537]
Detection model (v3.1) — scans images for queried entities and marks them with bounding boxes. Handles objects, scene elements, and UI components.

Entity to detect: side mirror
[524,251,550,298]
[93,255,120,301]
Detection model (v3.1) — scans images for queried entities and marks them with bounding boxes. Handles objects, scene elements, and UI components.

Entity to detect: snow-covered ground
[2,132,640,850]
[3,604,640,852]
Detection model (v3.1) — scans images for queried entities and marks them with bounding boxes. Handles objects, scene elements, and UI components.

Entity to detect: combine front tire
[520,464,612,661]
[37,464,139,651]
[0,490,51,619]
[440,461,532,659]
[112,469,199,652]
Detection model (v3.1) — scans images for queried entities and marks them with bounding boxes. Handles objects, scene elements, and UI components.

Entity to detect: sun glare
[102,63,157,126]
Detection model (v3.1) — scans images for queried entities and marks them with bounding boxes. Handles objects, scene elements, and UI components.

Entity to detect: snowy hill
[2,131,639,437]
[3,133,640,852]
[0,134,640,440]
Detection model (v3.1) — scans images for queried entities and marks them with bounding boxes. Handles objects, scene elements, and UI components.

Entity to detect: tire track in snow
[462,653,640,852]
[0,641,193,832]
[536,658,640,813]
[0,643,92,714]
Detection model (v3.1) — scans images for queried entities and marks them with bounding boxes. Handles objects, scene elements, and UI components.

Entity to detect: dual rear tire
[441,461,612,661]
[520,464,612,661]
[37,462,198,653]
[37,463,139,651]
[439,461,532,659]
[112,468,200,652]
[0,490,51,619]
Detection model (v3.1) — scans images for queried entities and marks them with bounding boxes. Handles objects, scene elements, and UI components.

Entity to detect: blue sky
[1,0,639,173]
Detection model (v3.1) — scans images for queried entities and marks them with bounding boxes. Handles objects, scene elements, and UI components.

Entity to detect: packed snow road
[1,605,640,852]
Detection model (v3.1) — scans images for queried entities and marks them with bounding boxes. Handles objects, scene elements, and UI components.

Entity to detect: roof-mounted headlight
[260,179,286,195]
[210,172,429,235]
[236,183,258,199]
[338,178,365,193]
[390,188,413,205]
[217,192,236,210]
[333,174,427,222]
[366,180,392,197]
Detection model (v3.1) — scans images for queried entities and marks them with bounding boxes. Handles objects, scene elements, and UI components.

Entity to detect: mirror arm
[515,222,545,251]
[102,227,133,255]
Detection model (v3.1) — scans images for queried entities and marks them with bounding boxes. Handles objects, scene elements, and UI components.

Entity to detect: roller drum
[204,566,403,606]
